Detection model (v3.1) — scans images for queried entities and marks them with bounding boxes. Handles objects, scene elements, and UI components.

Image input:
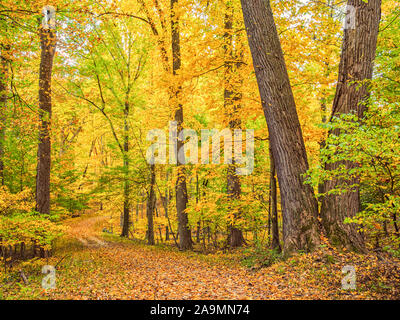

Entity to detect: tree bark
[146,163,156,245]
[121,100,130,237]
[171,0,192,250]
[240,0,320,254]
[164,172,170,241]
[321,0,381,252]
[36,27,56,215]
[227,156,245,247]
[0,46,9,186]
[195,174,201,243]
[269,145,281,252]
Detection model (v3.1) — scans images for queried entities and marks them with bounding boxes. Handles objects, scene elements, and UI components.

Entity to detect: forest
[0,0,400,301]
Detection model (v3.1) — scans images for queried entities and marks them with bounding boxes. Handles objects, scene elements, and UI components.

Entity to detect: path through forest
[50,215,289,299]
[28,215,397,300]
[67,215,110,248]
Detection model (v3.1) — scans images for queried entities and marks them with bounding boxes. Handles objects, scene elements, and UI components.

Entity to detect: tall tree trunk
[269,145,281,252]
[240,0,320,254]
[36,25,56,215]
[146,163,156,245]
[171,0,192,250]
[196,173,201,243]
[121,100,130,237]
[0,46,9,186]
[164,171,170,241]
[321,0,381,252]
[224,2,246,248]
[227,163,245,247]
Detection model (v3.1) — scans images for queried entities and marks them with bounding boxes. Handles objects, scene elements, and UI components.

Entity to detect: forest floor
[1,214,400,300]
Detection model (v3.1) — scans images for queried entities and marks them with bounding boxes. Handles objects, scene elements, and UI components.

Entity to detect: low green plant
[241,241,283,269]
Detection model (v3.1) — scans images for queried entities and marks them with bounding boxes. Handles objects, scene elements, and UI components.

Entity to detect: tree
[269,145,281,252]
[61,16,147,235]
[223,2,245,248]
[320,0,382,252]
[0,45,9,186]
[121,81,131,237]
[36,7,56,215]
[146,163,156,245]
[240,0,320,253]
[171,0,192,250]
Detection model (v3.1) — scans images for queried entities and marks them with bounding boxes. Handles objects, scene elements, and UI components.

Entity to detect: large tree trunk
[224,3,245,248]
[36,26,56,215]
[0,46,9,186]
[240,0,320,254]
[146,163,156,245]
[121,100,130,237]
[269,145,281,252]
[171,0,192,250]
[321,0,382,252]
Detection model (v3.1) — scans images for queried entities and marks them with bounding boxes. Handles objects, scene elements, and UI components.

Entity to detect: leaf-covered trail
[47,215,282,299]
[36,215,398,300]
[65,215,109,248]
